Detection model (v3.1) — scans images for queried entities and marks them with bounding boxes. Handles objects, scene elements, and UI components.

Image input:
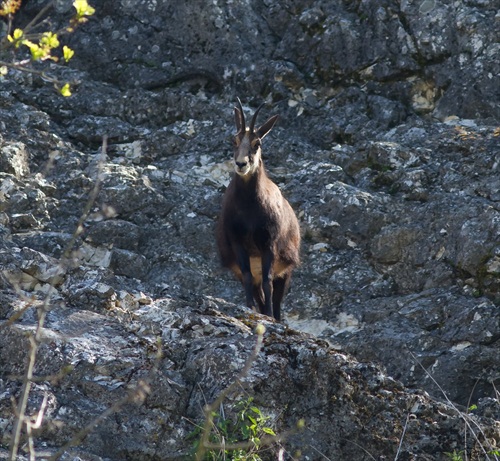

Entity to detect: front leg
[272,273,291,322]
[261,250,274,318]
[234,244,255,311]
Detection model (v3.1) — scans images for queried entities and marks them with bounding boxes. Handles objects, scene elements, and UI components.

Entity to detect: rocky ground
[1,0,499,459]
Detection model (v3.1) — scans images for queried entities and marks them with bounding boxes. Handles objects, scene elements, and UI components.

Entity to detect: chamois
[216,99,301,321]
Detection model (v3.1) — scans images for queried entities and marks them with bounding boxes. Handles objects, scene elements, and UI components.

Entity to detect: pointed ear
[234,108,244,132]
[256,115,279,139]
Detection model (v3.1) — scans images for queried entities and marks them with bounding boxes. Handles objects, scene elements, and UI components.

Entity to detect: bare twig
[6,137,108,460]
[340,439,377,461]
[409,351,499,461]
[192,322,306,459]
[308,444,333,461]
[27,393,49,461]
[493,381,500,401]
[394,413,411,461]
[42,337,162,460]
[464,378,481,461]
[23,0,56,35]
[0,60,65,86]
[0,297,35,331]
[45,379,152,461]
[61,135,107,262]
[195,324,265,461]
[0,0,93,95]
[8,335,40,460]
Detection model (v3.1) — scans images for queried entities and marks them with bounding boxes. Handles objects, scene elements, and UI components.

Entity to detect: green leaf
[241,426,250,439]
[8,28,24,47]
[262,427,276,436]
[250,406,262,416]
[24,41,46,61]
[63,45,75,62]
[40,31,60,49]
[73,0,95,19]
[60,83,72,97]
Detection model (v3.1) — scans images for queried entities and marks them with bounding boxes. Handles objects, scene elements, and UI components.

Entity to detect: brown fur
[216,100,300,320]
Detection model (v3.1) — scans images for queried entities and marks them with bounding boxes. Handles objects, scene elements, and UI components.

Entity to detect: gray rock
[0,142,30,178]
[86,219,141,251]
[0,0,499,459]
[110,248,149,279]
[2,299,499,460]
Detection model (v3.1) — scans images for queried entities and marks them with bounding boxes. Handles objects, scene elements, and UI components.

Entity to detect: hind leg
[272,273,291,321]
[253,285,265,313]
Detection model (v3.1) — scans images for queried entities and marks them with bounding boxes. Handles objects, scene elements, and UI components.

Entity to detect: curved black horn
[236,97,246,132]
[249,102,265,133]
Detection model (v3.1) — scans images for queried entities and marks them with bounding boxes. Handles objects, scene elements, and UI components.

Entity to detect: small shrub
[0,0,95,96]
[444,450,464,461]
[191,396,277,461]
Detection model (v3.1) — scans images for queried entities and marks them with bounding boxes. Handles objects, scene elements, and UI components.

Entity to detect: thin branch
[464,378,480,461]
[195,325,265,461]
[6,137,108,460]
[23,0,56,35]
[42,337,162,461]
[308,444,332,461]
[27,394,49,461]
[394,413,410,461]
[0,0,91,94]
[339,439,377,461]
[409,350,499,461]
[0,298,35,331]
[44,379,151,461]
[61,135,107,262]
[8,334,37,459]
[32,394,49,430]
[493,381,500,401]
[0,59,65,88]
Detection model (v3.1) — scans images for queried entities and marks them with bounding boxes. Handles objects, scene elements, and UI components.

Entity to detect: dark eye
[253,141,261,151]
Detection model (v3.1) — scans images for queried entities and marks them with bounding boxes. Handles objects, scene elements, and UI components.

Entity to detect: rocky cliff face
[1,0,499,459]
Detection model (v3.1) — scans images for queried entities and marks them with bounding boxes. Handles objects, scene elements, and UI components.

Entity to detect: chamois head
[233,98,279,178]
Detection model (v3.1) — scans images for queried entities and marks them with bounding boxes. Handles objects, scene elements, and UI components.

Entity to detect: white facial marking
[234,134,260,177]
